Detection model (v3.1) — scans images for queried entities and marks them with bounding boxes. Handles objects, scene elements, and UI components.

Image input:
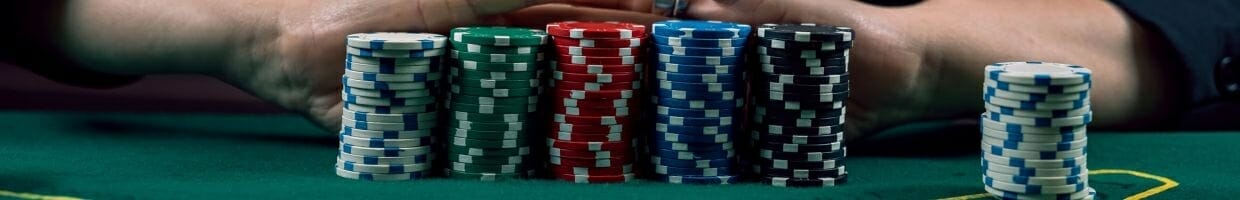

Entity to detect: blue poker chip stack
[979,62,1096,199]
[750,24,853,187]
[647,20,751,185]
[336,32,448,181]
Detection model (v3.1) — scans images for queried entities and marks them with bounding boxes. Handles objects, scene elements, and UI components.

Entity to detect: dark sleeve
[0,1,142,89]
[1108,0,1240,102]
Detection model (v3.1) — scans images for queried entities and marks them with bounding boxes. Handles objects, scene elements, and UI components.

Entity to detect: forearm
[908,0,1181,128]
[60,0,284,76]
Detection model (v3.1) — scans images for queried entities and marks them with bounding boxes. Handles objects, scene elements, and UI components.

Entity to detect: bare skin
[49,0,1179,139]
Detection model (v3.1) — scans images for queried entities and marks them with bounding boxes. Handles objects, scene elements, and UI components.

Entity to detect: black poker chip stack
[748,23,855,187]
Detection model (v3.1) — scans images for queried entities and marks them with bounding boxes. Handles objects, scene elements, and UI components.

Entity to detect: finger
[493,4,669,28]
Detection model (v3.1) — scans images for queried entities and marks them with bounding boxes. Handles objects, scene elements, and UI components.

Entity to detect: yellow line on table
[0,189,83,200]
[937,169,1178,200]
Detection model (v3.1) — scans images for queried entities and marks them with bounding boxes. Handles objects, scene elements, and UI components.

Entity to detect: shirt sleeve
[1108,0,1240,103]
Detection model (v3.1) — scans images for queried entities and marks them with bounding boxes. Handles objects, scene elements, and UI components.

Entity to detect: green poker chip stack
[445,27,548,180]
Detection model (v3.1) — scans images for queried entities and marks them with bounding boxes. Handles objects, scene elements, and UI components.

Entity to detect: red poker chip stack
[544,21,647,184]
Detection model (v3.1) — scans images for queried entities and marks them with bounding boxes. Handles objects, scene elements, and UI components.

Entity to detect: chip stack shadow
[337,32,447,181]
[749,24,854,187]
[648,20,751,185]
[544,21,647,183]
[444,27,548,181]
[980,61,1096,199]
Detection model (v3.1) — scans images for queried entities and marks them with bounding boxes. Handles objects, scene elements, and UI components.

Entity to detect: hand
[680,0,1180,139]
[215,0,666,134]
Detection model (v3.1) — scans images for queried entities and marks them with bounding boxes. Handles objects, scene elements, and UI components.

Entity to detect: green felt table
[0,111,1234,200]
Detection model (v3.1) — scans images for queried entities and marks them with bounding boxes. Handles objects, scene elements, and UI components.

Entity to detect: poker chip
[555,98,641,108]
[975,61,1095,196]
[759,55,848,67]
[656,106,735,118]
[757,23,854,42]
[655,45,743,56]
[339,144,432,157]
[656,71,741,83]
[653,35,746,48]
[748,24,856,184]
[551,80,641,91]
[342,94,436,107]
[552,37,643,48]
[440,27,550,181]
[650,155,732,168]
[450,27,548,46]
[346,61,441,74]
[652,20,752,39]
[549,156,630,168]
[553,71,639,83]
[555,46,640,56]
[986,61,1092,86]
[347,32,447,50]
[761,64,848,76]
[554,173,637,183]
[339,134,434,148]
[455,60,541,72]
[656,63,742,74]
[343,77,439,91]
[550,131,632,142]
[550,164,633,176]
[343,87,434,99]
[554,106,632,116]
[552,114,634,125]
[761,175,849,187]
[338,152,432,165]
[550,123,635,134]
[655,88,737,100]
[654,123,736,135]
[652,139,735,151]
[336,158,431,173]
[654,165,733,176]
[546,139,631,151]
[553,62,642,74]
[340,126,434,139]
[656,54,741,65]
[342,70,441,82]
[344,102,436,115]
[451,43,539,54]
[757,46,848,59]
[652,97,742,109]
[554,89,636,100]
[335,167,426,181]
[347,46,445,58]
[347,55,438,66]
[448,68,540,80]
[656,132,732,144]
[546,21,647,39]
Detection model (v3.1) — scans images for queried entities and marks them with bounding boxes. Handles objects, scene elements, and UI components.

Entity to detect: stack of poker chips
[336,32,447,181]
[648,20,750,185]
[749,24,853,187]
[979,62,1097,199]
[545,21,646,183]
[443,27,548,181]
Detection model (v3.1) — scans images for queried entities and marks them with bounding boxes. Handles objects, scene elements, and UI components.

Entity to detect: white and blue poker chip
[983,94,1089,111]
[346,55,439,66]
[981,143,1086,160]
[982,135,1087,152]
[983,111,1092,127]
[346,61,441,74]
[342,117,437,131]
[346,32,446,50]
[982,153,1087,169]
[651,139,735,151]
[983,175,1089,194]
[653,35,746,48]
[653,174,740,184]
[981,126,1087,143]
[657,80,739,92]
[982,160,1085,177]
[653,148,735,160]
[655,63,742,74]
[984,79,1091,94]
[343,94,436,107]
[655,44,743,56]
[347,46,446,59]
[656,106,735,118]
[649,155,732,168]
[654,165,734,177]
[651,96,743,109]
[657,53,742,65]
[980,112,1088,135]
[343,103,436,114]
[985,61,1092,86]
[342,77,439,91]
[339,143,432,157]
[343,69,441,82]
[656,71,742,83]
[343,87,434,98]
[656,88,738,100]
[654,123,736,135]
[652,20,752,39]
[656,131,732,144]
[335,167,426,181]
[341,126,434,139]
[339,134,435,148]
[984,86,1088,102]
[656,115,735,126]
[983,170,1087,186]
[338,152,432,165]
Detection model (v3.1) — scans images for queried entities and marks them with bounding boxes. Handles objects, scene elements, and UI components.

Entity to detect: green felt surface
[0,111,1235,200]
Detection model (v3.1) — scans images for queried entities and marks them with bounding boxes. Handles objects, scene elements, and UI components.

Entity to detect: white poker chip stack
[979,61,1097,199]
[336,32,447,181]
